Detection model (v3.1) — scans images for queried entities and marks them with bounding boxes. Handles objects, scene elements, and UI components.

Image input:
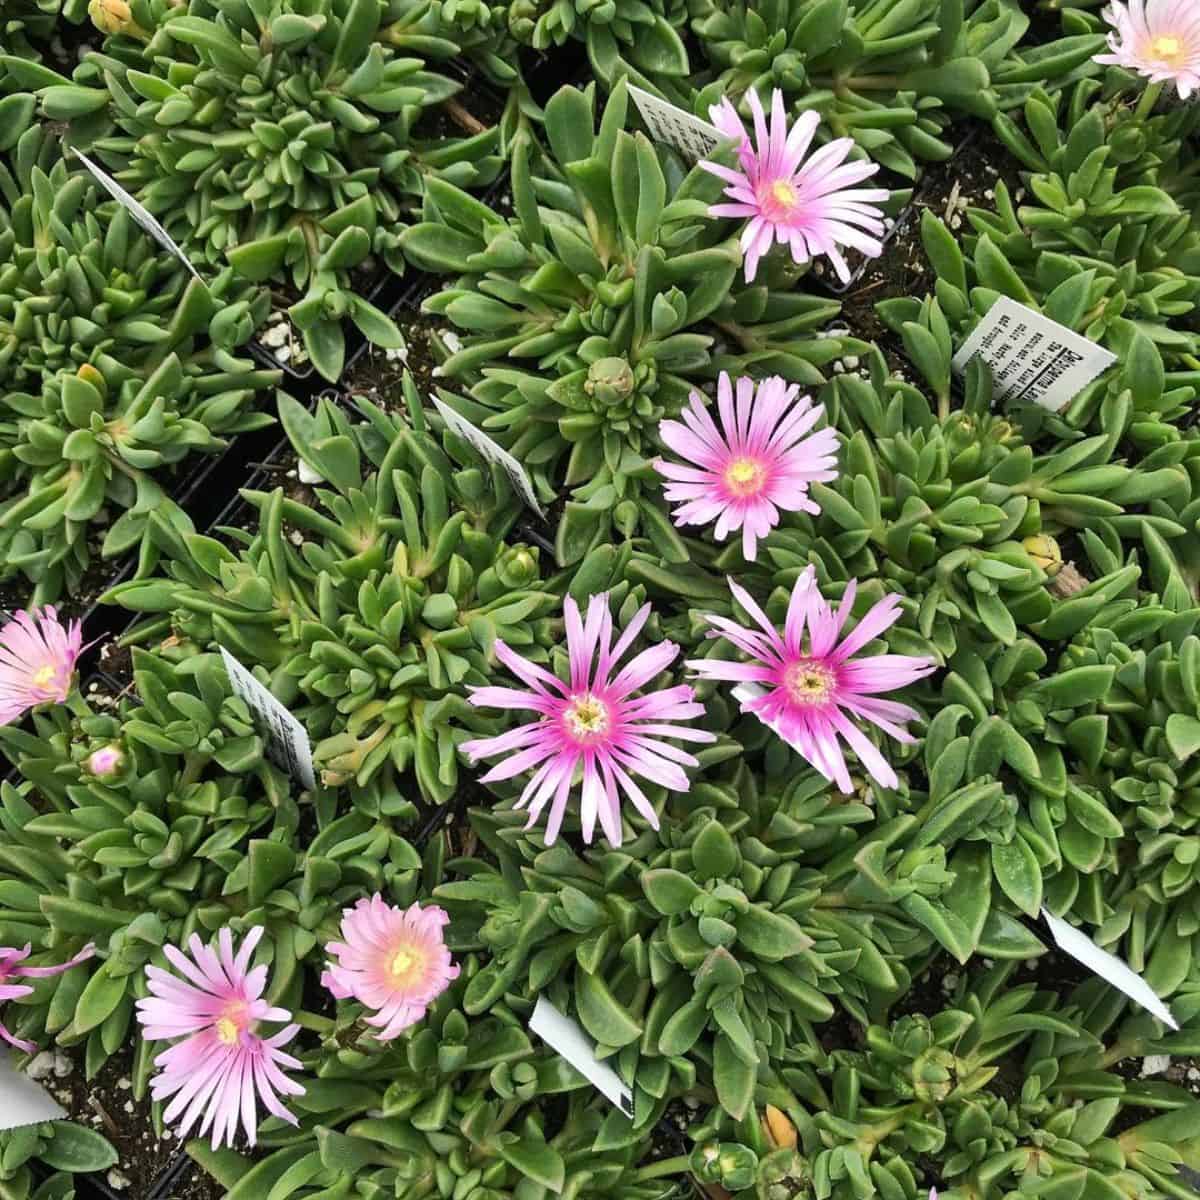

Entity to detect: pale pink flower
[0,944,94,1053]
[702,88,888,283]
[462,595,716,847]
[655,373,838,561]
[1095,0,1200,98]
[688,567,935,792]
[0,608,83,724]
[322,897,459,1039]
[136,927,304,1149]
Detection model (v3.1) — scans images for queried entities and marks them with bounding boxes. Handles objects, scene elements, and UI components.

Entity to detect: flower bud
[585,357,635,405]
[1022,534,1063,577]
[85,744,125,777]
[496,546,538,588]
[89,0,148,37]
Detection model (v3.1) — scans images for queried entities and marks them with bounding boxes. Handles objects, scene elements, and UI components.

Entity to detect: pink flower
[1095,0,1200,98]
[702,88,888,283]
[136,927,304,1149]
[688,568,935,792]
[0,944,94,1053]
[0,608,83,724]
[654,373,838,561]
[462,595,716,847]
[322,897,459,1039]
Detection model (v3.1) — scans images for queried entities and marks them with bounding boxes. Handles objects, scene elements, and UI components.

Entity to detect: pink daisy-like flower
[462,595,716,847]
[321,897,459,1040]
[0,943,94,1053]
[136,927,304,1150]
[1095,0,1200,99]
[0,608,83,724]
[702,88,888,283]
[688,567,935,792]
[654,372,839,562]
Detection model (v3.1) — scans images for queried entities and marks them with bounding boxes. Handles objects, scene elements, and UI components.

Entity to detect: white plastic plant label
[0,1055,66,1131]
[951,296,1116,412]
[71,148,202,281]
[219,648,317,790]
[1041,909,1179,1030]
[431,396,545,518]
[628,84,723,162]
[529,996,634,1116]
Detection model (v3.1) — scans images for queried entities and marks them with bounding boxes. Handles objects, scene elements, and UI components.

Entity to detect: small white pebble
[261,320,290,348]
[289,530,304,547]
[1024,958,1039,971]
[984,189,995,200]
[1141,1055,1171,1077]
[106,1170,130,1191]
[53,1052,70,1078]
[1187,1067,1199,1081]
[842,355,860,370]
[274,344,293,364]
[123,1100,134,1114]
[27,1052,56,1081]
[441,330,463,353]
[297,460,324,485]
[117,1077,131,1091]
[833,362,845,374]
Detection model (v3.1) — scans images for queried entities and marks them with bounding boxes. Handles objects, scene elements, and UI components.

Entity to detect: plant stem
[1134,82,1163,122]
[634,1154,691,1181]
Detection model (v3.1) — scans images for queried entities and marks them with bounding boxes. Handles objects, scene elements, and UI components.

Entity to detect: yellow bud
[762,1104,798,1150]
[89,0,148,38]
[1022,534,1063,577]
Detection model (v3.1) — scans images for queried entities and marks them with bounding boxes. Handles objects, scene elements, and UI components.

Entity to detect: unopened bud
[86,744,124,777]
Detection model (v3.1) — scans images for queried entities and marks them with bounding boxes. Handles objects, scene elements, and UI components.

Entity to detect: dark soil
[153,1160,223,1200]
[50,1043,179,1199]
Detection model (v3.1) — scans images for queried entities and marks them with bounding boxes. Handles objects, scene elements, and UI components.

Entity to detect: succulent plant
[0,1120,117,1199]
[402,78,859,566]
[5,0,509,380]
[504,0,690,85]
[687,0,998,180]
[0,122,279,601]
[103,389,559,805]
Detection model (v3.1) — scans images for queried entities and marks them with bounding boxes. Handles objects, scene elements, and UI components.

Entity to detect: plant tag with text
[72,148,203,281]
[219,648,316,790]
[1042,909,1178,1029]
[952,296,1115,412]
[0,1055,66,1131]
[629,85,724,162]
[432,396,545,517]
[529,997,634,1116]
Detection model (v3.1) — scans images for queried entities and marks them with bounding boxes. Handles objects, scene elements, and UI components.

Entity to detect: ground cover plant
[0,1,1200,1199]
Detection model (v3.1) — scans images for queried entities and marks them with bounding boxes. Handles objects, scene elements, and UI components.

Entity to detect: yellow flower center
[1152,34,1184,63]
[783,660,835,706]
[32,664,56,689]
[564,694,610,740]
[388,944,426,985]
[771,180,798,210]
[724,457,767,498]
[215,1001,248,1046]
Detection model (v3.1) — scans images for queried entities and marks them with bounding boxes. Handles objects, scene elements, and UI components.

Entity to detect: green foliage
[402,78,857,564]
[104,388,558,804]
